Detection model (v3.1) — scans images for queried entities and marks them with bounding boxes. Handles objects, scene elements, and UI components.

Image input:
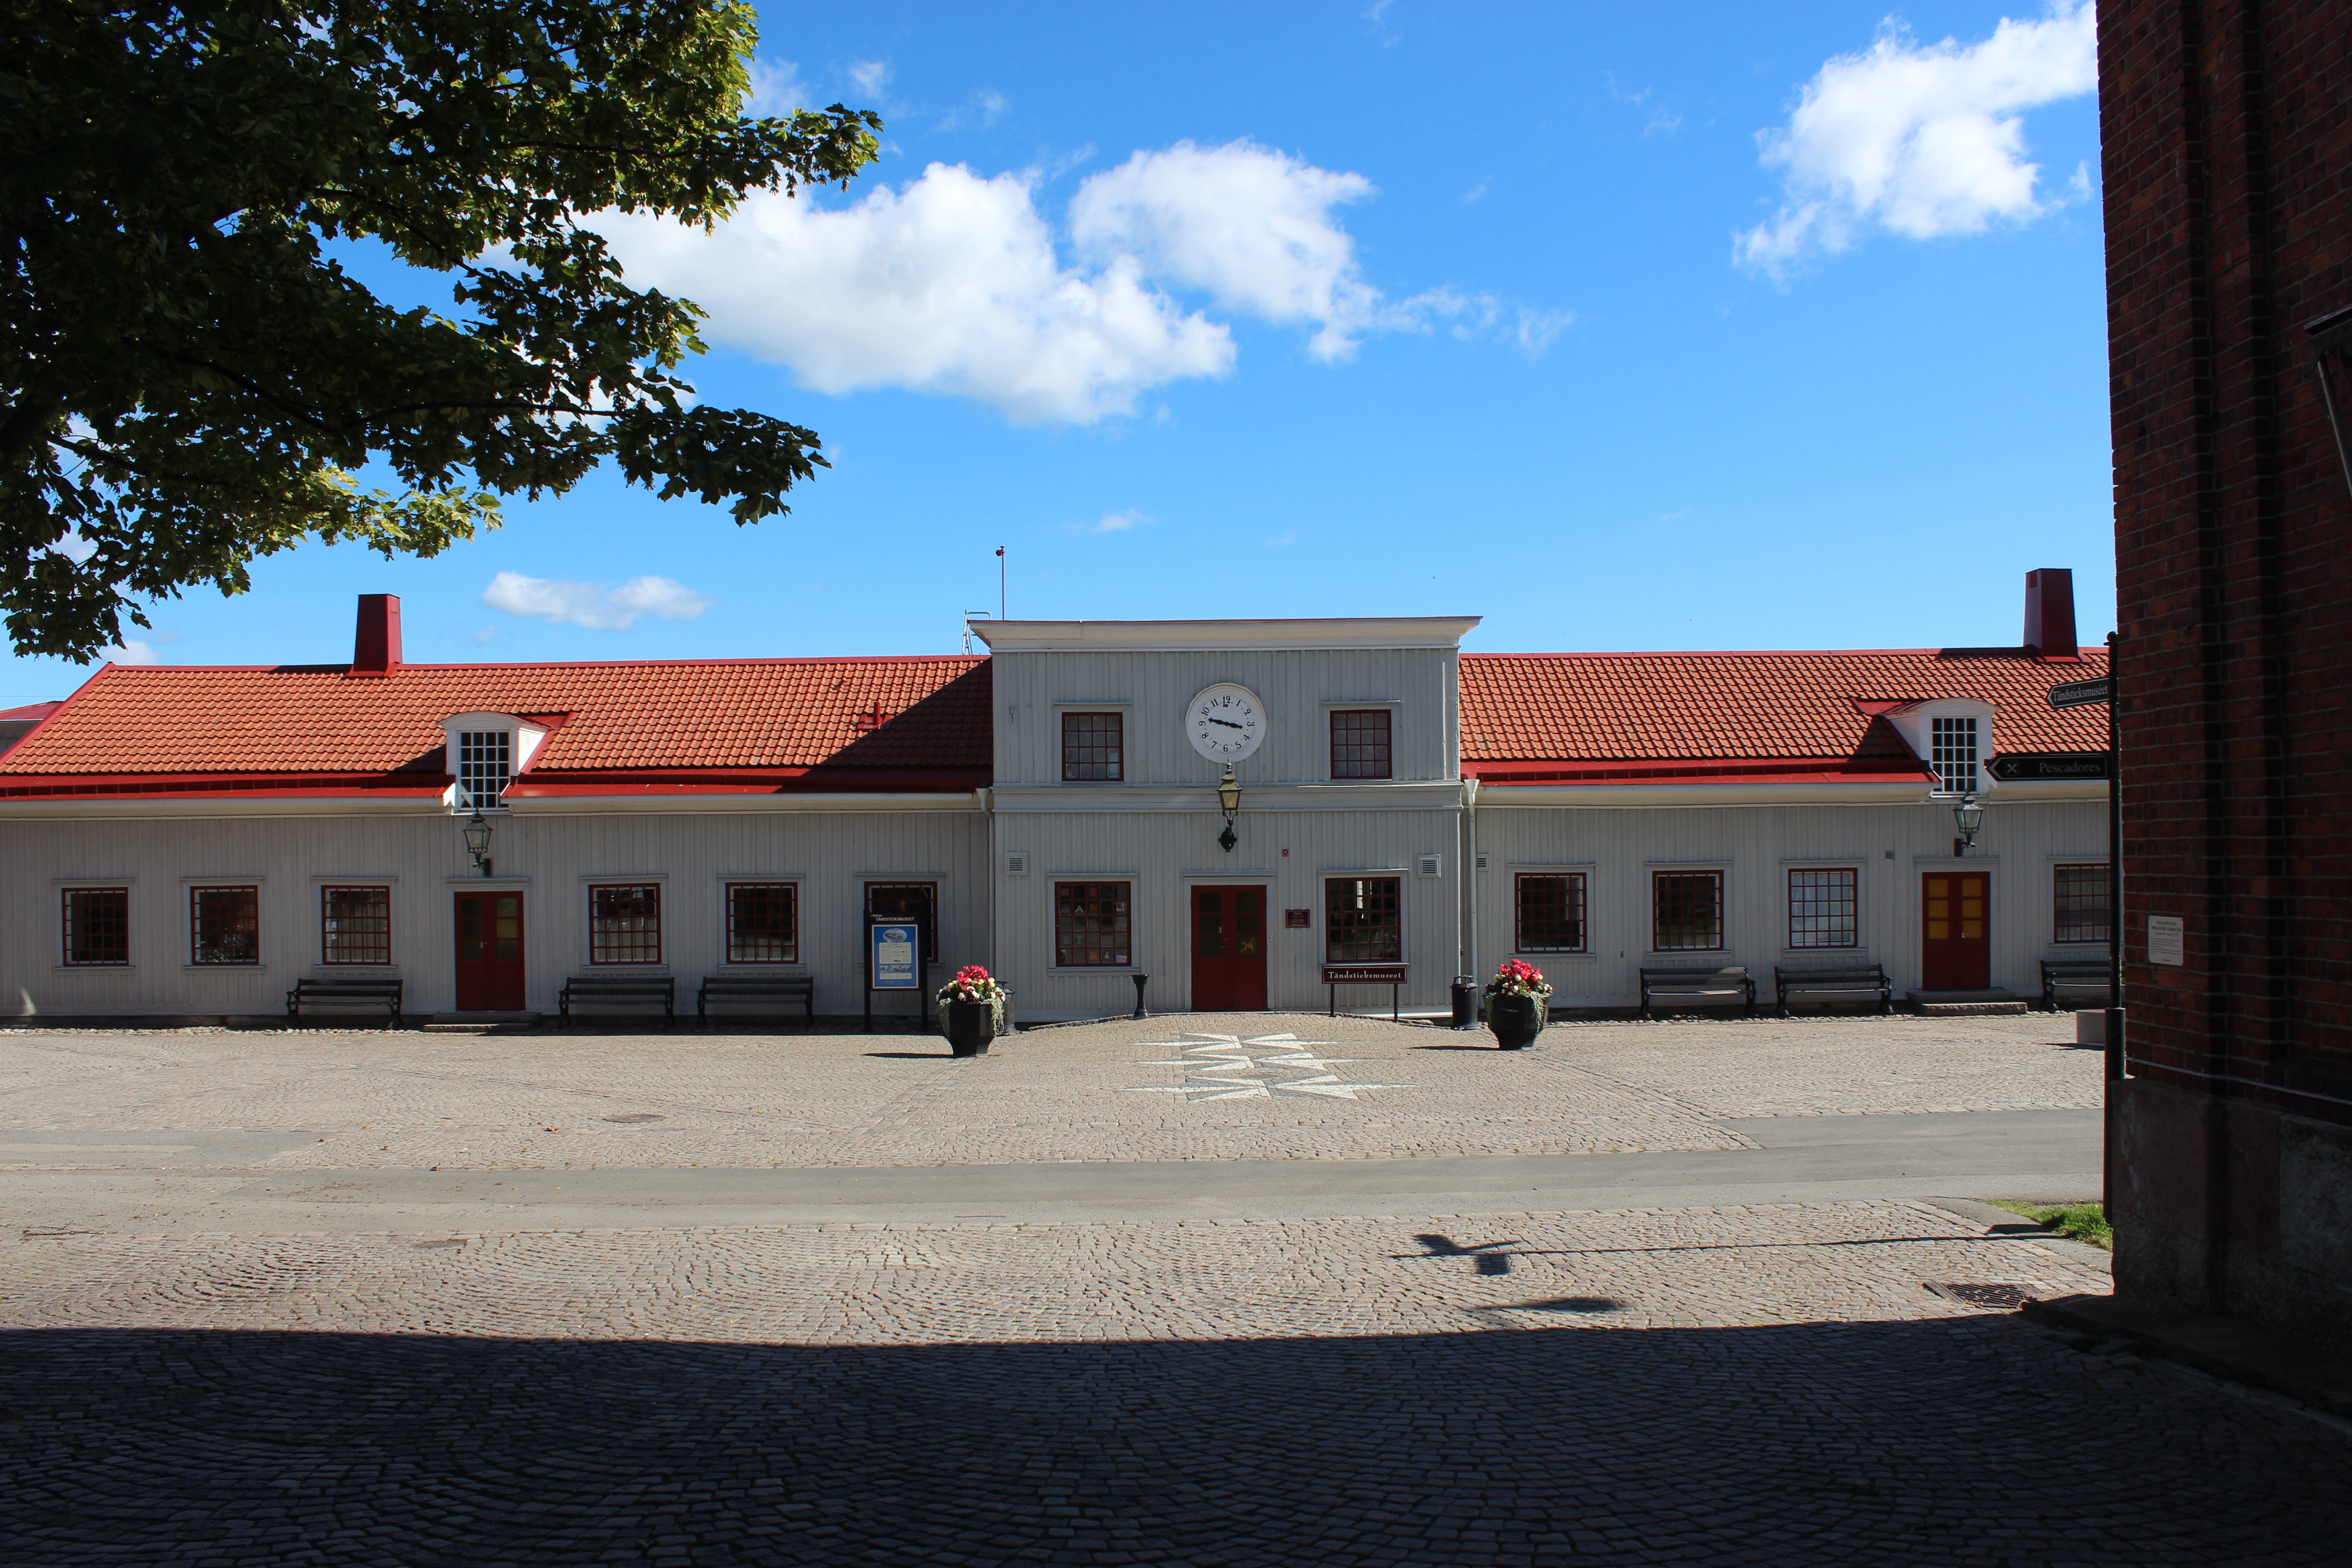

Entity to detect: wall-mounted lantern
[1952,793,1986,857]
[1217,765,1240,853]
[463,810,494,875]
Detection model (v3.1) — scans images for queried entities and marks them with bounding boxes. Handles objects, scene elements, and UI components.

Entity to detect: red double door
[1191,885,1268,1010]
[454,890,526,1011]
[1921,872,1990,990]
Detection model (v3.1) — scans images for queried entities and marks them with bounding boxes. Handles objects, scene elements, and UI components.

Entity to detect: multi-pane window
[190,886,260,965]
[1055,882,1132,967]
[865,882,938,961]
[1515,873,1588,954]
[1061,713,1123,781]
[1325,877,1402,962]
[2054,863,2110,944]
[1930,715,1980,795]
[456,730,512,809]
[1330,710,1393,780]
[322,886,392,965]
[1654,871,1724,953]
[588,883,662,965]
[62,887,129,967]
[1787,868,1859,950]
[727,882,799,964]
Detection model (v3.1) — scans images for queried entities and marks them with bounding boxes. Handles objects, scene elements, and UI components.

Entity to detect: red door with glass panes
[1921,872,1989,990]
[453,890,526,1010]
[1191,885,1268,1010]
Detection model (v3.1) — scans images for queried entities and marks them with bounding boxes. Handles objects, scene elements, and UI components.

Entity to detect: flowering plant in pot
[1483,959,1552,1049]
[936,965,1009,1056]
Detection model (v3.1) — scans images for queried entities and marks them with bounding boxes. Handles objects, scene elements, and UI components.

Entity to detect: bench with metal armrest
[557,975,676,1029]
[1773,963,1893,1016]
[285,975,405,1030]
[1637,965,1756,1019]
[2040,959,2114,1012]
[697,974,816,1029]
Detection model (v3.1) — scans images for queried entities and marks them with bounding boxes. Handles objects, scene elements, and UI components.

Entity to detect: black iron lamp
[462,810,494,875]
[1216,765,1240,853]
[1952,793,1986,857]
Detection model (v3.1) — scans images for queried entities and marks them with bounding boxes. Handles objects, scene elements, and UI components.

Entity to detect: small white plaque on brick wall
[2148,914,2185,967]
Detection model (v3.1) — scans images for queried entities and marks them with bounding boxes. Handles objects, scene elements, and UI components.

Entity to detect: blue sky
[5,0,2112,704]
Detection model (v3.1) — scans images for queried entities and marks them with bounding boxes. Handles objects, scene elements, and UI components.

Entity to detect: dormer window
[1930,715,1980,795]
[456,730,511,808]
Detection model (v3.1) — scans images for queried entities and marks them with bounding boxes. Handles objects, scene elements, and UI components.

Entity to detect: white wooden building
[0,573,2112,1024]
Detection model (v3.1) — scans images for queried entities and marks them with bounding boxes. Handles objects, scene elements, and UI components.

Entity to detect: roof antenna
[996,546,1007,620]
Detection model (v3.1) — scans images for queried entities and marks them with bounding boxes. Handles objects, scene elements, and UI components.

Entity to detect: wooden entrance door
[1191,885,1268,1010]
[454,890,526,1011]
[1921,872,1989,990]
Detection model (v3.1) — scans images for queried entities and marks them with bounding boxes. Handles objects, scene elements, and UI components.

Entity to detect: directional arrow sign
[1989,752,2112,782]
[2048,676,2113,709]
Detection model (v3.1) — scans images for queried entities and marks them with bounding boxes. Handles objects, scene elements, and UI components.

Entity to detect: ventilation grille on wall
[1416,853,1443,878]
[1005,851,1029,877]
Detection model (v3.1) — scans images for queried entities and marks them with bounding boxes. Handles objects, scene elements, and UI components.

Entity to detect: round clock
[1186,683,1267,762]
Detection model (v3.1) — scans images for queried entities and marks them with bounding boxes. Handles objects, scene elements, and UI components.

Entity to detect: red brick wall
[2105,0,2352,1115]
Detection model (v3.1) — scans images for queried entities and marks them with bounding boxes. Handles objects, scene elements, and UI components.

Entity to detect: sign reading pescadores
[2048,676,2114,709]
[1989,751,2113,782]
[1322,963,1409,985]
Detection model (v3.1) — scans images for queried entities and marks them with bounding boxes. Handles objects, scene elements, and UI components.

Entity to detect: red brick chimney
[2023,568,2078,659]
[351,594,402,677]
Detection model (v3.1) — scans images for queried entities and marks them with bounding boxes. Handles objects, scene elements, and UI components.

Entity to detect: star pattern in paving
[1122,1033,1413,1102]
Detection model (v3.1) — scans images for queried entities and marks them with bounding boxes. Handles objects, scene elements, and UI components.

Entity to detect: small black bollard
[1132,973,1150,1019]
[1450,975,1478,1030]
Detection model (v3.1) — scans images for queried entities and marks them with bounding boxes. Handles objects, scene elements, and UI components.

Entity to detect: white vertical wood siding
[1470,797,2110,1004]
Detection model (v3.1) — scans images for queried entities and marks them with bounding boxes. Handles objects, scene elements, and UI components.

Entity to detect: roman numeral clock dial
[1187,683,1267,762]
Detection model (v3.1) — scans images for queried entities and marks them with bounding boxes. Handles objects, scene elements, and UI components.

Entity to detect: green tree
[1,0,881,660]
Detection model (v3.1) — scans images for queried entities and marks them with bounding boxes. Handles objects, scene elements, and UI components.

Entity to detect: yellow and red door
[1921,872,1989,990]
[454,890,526,1010]
[1191,885,1268,1010]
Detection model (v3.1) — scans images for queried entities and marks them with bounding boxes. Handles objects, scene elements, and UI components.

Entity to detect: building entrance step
[424,1012,542,1033]
[1906,990,2028,1016]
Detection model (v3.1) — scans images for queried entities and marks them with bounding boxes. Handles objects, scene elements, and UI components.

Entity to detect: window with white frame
[726,882,798,964]
[588,883,662,965]
[1930,715,1980,794]
[1786,868,1859,949]
[321,885,392,965]
[1514,873,1588,953]
[456,730,512,808]
[2053,864,2109,944]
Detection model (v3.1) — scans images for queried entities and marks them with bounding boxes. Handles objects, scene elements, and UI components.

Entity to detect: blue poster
[871,923,918,990]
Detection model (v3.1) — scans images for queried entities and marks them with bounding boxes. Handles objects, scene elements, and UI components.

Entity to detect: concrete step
[1907,989,2028,1016]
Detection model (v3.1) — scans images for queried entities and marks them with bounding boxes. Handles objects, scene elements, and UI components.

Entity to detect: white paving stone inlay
[1123,1032,1416,1102]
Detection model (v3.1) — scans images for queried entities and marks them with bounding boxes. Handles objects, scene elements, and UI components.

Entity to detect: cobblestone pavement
[2,1205,2344,1566]
[0,1012,2099,1171]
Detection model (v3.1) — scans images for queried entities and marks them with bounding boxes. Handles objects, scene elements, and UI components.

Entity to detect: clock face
[1187,683,1267,762]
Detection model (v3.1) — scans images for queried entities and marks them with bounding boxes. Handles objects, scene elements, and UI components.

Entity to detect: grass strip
[1989,1199,2113,1250]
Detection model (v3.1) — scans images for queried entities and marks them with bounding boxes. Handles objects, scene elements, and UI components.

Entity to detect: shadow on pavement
[2,1320,2342,1565]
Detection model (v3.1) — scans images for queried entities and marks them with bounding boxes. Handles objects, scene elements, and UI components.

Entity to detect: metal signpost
[863,912,929,1034]
[2049,648,2122,1215]
[1323,962,1409,1022]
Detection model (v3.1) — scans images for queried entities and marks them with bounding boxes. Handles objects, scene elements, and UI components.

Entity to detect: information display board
[863,912,930,1032]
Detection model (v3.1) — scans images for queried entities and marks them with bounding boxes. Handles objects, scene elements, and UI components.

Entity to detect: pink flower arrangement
[937,964,1004,1004]
[1485,958,1553,1002]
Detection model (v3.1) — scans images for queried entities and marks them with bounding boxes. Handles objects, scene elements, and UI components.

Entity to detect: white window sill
[1047,965,1142,975]
[1513,951,1595,962]
[182,964,265,973]
[53,964,134,974]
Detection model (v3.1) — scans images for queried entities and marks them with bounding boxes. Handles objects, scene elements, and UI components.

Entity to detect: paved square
[1,1015,2342,1565]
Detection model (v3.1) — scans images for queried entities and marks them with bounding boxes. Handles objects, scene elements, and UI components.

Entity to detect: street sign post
[2050,652,2123,1215]
[2049,676,2114,709]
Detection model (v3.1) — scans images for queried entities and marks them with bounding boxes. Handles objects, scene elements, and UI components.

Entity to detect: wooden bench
[1639,965,1755,1019]
[1774,963,1893,1016]
[285,975,404,1030]
[2040,959,2113,1012]
[557,975,675,1029]
[698,975,815,1029]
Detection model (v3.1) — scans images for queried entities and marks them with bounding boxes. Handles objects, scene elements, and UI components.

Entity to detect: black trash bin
[1450,975,1478,1030]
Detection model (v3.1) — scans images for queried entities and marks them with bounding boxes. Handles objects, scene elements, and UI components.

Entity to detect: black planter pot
[1486,992,1545,1050]
[943,998,997,1058]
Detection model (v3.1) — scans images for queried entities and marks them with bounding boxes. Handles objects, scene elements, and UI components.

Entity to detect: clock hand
[1207,717,1246,730]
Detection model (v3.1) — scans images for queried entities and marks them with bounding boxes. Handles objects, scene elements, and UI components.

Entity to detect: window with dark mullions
[2053,863,2110,944]
[1330,710,1393,779]
[322,886,391,965]
[865,882,938,961]
[727,882,799,964]
[1514,873,1587,953]
[1055,882,1132,967]
[589,884,662,965]
[1325,877,1402,962]
[62,887,129,967]
[1061,712,1123,781]
[1786,868,1858,950]
[1654,871,1724,953]
[190,886,260,966]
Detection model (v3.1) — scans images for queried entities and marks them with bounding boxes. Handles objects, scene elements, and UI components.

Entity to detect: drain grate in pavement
[1925,1281,2038,1309]
[602,1113,665,1123]
[412,1238,466,1250]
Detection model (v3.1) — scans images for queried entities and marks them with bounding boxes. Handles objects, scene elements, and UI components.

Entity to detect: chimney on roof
[351,594,402,677]
[2023,568,2077,658]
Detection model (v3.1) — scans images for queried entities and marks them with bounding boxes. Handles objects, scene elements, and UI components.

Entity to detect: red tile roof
[1460,647,2110,784]
[0,658,991,795]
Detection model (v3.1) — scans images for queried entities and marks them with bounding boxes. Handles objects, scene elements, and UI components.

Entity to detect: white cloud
[1736,1,2097,276]
[482,572,718,630]
[1071,141,1384,362]
[1364,0,1401,47]
[101,639,164,666]
[745,57,806,116]
[598,163,1235,425]
[1068,508,1148,536]
[847,59,890,97]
